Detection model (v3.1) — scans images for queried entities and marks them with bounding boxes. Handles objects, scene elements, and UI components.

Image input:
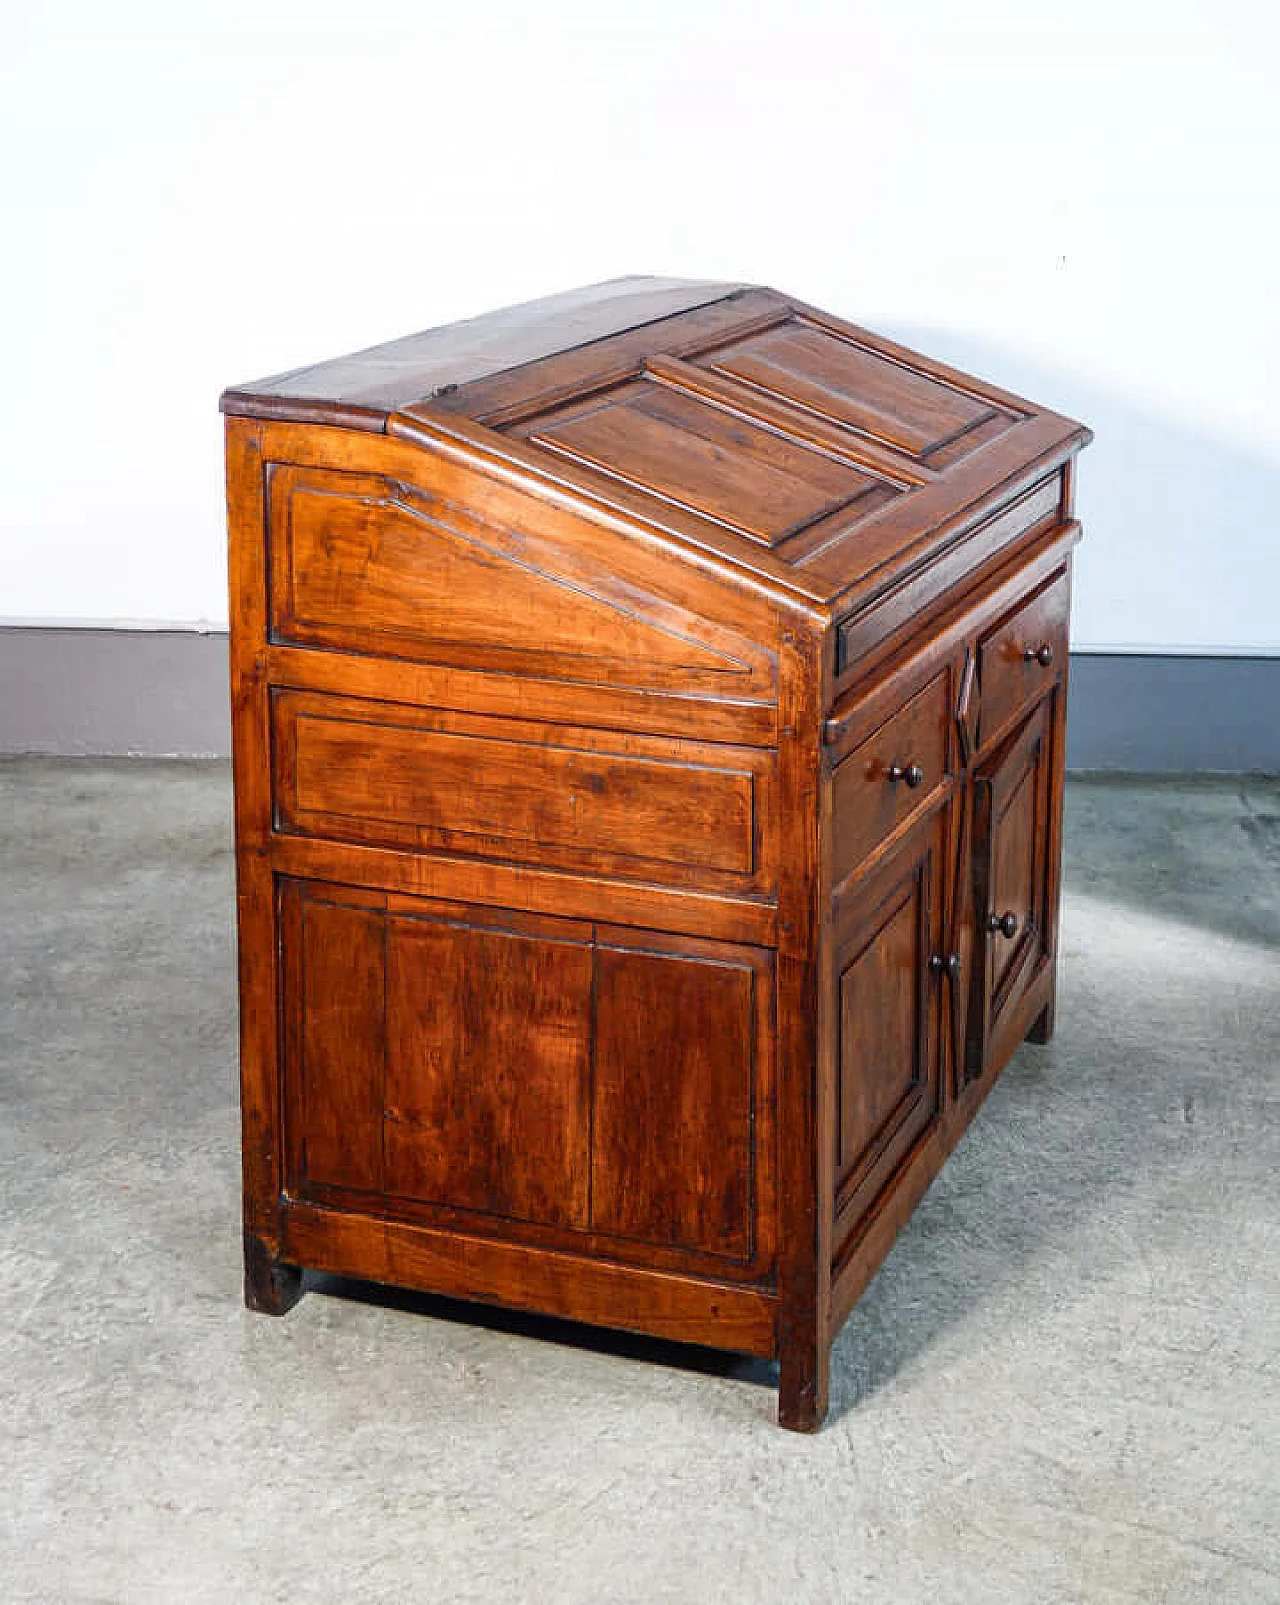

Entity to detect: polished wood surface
[832,808,947,1249]
[272,689,769,888]
[223,277,1090,1429]
[222,277,745,424]
[977,570,1071,748]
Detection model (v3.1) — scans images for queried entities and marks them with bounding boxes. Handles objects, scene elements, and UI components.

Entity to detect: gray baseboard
[0,628,1275,772]
[1065,653,1278,773]
[0,628,232,759]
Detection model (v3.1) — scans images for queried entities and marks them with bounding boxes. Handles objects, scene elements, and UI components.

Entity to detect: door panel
[832,808,948,1258]
[967,699,1055,1076]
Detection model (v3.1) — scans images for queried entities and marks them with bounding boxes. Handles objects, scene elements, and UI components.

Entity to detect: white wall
[3,0,1277,652]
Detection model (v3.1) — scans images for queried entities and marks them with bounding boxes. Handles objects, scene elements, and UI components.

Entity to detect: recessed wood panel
[593,941,760,1261]
[831,669,952,887]
[969,700,1054,1074]
[512,377,899,547]
[288,890,387,1195]
[277,882,775,1272]
[696,315,1019,465]
[832,811,946,1244]
[989,760,1038,998]
[272,689,769,892]
[267,463,748,680]
[384,916,594,1228]
[838,892,923,1178]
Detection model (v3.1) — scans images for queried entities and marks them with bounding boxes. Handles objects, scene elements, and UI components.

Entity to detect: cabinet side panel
[385,918,593,1230]
[264,455,777,700]
[592,944,756,1260]
[287,889,387,1196]
[226,418,284,1251]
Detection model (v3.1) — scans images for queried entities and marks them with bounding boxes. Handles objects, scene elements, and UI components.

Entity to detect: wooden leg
[1026,991,1056,1045]
[778,1333,830,1432]
[243,1230,304,1316]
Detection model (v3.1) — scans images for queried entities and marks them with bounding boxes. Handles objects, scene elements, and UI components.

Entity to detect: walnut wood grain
[224,277,1089,1432]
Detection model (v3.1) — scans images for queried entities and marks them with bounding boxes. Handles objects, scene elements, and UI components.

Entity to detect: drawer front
[834,473,1064,677]
[978,571,1069,747]
[271,688,775,895]
[831,669,951,887]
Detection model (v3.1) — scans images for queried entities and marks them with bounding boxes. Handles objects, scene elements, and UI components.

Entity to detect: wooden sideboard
[221,277,1091,1430]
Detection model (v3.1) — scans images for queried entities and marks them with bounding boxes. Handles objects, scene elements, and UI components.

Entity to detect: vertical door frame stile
[775,609,832,1430]
[226,418,300,1311]
[1032,556,1074,1045]
[380,895,391,1194]
[948,646,976,1097]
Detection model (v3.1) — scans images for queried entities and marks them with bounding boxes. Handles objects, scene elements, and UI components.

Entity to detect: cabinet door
[966,698,1055,1076]
[832,808,949,1256]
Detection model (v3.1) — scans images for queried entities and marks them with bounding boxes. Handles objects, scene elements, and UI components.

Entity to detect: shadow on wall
[886,324,1280,653]
[887,327,1280,772]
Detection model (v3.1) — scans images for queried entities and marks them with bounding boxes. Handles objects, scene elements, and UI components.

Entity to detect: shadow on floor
[301,776,1280,1431]
[307,1271,779,1389]
[1061,775,1280,952]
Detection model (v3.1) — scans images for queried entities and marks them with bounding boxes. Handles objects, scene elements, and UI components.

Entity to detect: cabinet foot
[1026,996,1056,1045]
[243,1231,304,1316]
[777,1343,829,1432]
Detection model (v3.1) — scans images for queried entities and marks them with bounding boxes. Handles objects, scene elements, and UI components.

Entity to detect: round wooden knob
[987,911,1019,939]
[888,762,925,788]
[1023,643,1054,667]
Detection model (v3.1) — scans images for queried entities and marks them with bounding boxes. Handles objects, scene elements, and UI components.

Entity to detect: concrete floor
[2,761,1278,1604]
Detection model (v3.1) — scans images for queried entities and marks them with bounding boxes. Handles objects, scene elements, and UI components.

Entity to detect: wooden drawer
[978,571,1069,747]
[831,669,951,887]
[271,688,776,895]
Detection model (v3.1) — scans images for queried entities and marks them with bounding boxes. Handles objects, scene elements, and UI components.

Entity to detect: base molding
[0,628,1276,772]
[277,1201,779,1358]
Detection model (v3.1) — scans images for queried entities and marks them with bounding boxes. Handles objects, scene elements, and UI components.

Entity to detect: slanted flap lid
[224,276,1089,612]
[403,288,1089,609]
